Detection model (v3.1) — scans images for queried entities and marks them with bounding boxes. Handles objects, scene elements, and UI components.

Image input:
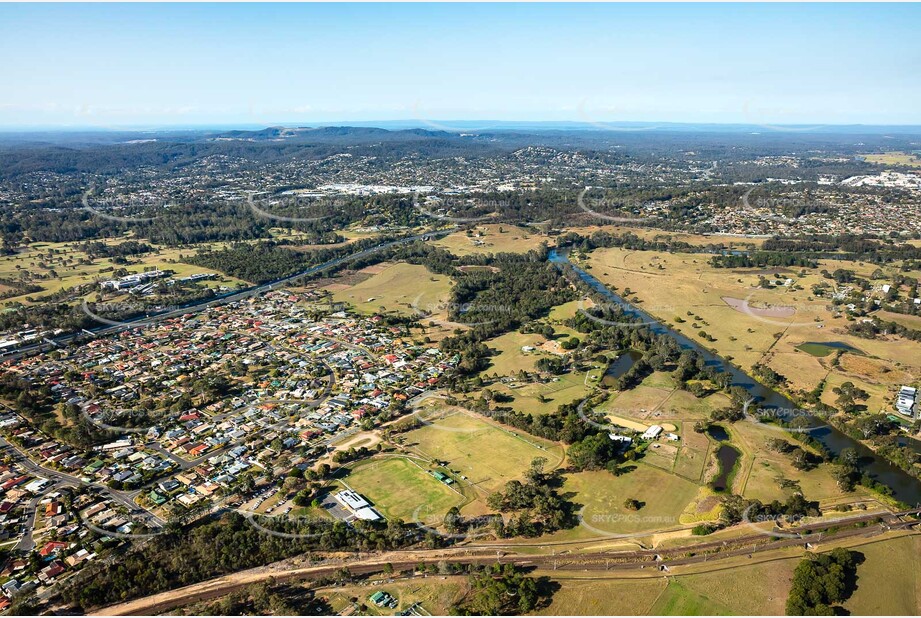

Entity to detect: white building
[334,489,382,521]
[896,386,917,417]
[642,425,663,440]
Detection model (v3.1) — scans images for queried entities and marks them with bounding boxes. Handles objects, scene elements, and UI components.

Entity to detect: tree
[785,550,862,615]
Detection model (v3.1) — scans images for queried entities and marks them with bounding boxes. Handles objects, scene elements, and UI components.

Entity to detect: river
[549,248,921,505]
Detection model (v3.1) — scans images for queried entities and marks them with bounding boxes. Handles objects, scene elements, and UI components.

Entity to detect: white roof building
[896,386,917,417]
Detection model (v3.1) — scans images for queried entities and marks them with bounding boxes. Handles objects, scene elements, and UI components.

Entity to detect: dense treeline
[438,249,576,377]
[62,511,427,610]
[785,549,863,615]
[78,240,155,258]
[763,234,921,262]
[0,373,107,448]
[847,317,921,342]
[183,233,402,284]
[455,563,553,615]
[485,458,575,536]
[710,252,817,268]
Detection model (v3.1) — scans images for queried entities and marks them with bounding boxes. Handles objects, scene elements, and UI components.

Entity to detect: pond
[711,443,742,492]
[602,350,643,385]
[706,424,731,442]
[797,341,864,357]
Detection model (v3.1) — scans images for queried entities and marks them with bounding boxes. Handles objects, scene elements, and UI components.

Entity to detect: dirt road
[94,512,920,616]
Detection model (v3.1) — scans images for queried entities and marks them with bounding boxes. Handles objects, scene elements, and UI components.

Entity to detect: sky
[1,2,920,129]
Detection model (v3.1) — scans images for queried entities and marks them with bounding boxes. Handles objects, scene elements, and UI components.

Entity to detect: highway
[0,227,455,362]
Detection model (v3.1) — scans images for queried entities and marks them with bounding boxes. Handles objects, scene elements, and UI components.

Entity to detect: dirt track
[93,511,920,616]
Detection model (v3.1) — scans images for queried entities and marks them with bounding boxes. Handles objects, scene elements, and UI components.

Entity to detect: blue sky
[1,3,919,128]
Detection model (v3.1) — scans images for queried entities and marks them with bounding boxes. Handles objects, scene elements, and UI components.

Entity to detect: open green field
[433,224,548,256]
[673,423,711,482]
[489,370,602,416]
[404,408,564,497]
[345,456,465,523]
[532,576,667,616]
[729,418,855,504]
[547,466,700,540]
[484,331,546,374]
[664,555,797,615]
[600,371,731,424]
[650,579,734,615]
[329,262,452,317]
[844,535,921,615]
[538,556,793,616]
[544,299,589,340]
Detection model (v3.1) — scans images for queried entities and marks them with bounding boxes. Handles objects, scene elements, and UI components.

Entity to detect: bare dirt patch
[722,296,796,318]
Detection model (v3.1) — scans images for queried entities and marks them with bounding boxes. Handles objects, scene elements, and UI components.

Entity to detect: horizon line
[3,119,921,133]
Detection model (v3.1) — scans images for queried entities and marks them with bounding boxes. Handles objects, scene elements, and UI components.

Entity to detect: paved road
[14,481,66,552]
[0,436,165,529]
[0,228,456,362]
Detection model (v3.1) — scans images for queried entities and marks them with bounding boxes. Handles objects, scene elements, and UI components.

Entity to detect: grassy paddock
[547,466,699,541]
[329,262,452,317]
[433,224,548,256]
[404,409,564,496]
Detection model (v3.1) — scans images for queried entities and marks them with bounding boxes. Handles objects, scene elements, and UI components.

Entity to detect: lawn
[548,465,700,540]
[404,408,564,496]
[345,456,465,523]
[667,556,798,615]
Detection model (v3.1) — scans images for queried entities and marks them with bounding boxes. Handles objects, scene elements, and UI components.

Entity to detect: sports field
[404,408,564,496]
[345,456,466,523]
